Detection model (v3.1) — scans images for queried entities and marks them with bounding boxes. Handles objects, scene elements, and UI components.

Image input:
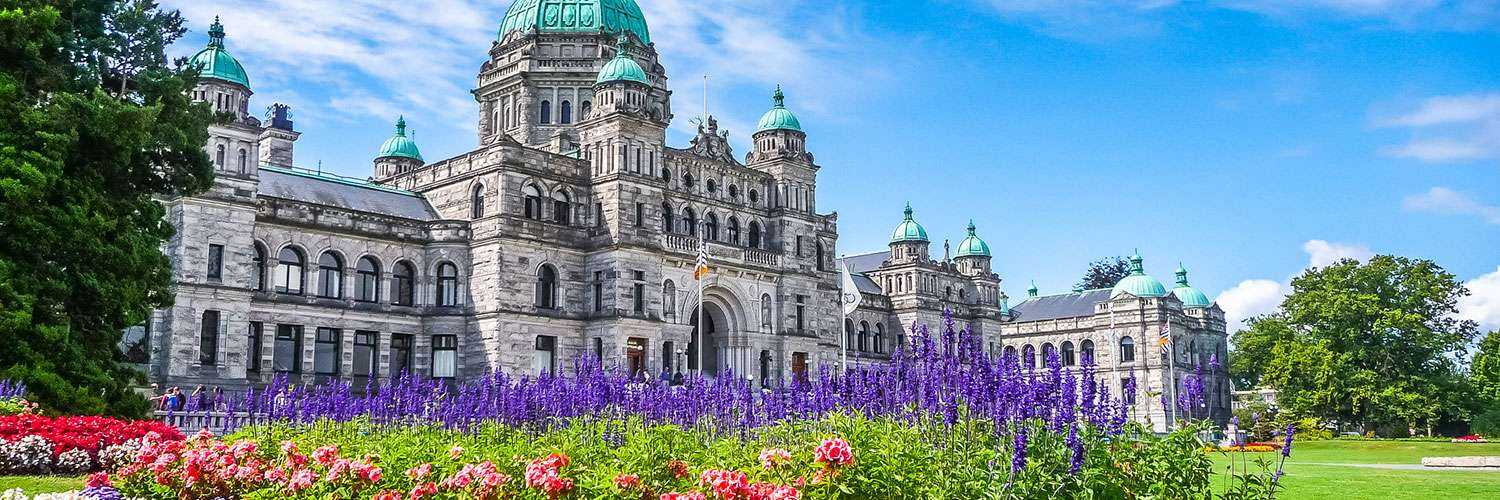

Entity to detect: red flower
[0,414,183,456]
[813,437,854,468]
[614,473,642,490]
[661,493,708,500]
[85,472,111,489]
[372,490,404,500]
[667,459,691,479]
[699,469,750,499]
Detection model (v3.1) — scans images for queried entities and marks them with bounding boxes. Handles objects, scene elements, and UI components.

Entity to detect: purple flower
[1066,424,1084,474]
[1282,423,1296,457]
[1012,426,1028,475]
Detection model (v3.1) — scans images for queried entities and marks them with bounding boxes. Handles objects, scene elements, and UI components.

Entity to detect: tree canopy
[1472,331,1500,406]
[1229,256,1479,433]
[1077,256,1130,291]
[0,0,214,416]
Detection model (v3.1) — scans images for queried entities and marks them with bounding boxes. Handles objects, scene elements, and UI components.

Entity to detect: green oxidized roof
[595,37,649,85]
[756,85,803,133]
[189,17,250,88]
[955,220,991,258]
[890,203,929,243]
[1171,264,1213,308]
[1111,251,1168,298]
[377,116,423,161]
[499,0,650,45]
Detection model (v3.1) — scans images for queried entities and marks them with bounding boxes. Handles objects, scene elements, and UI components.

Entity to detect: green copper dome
[595,38,649,85]
[499,0,650,45]
[1171,264,1213,308]
[377,116,423,162]
[955,220,991,258]
[189,17,250,88]
[890,203,929,243]
[1111,251,1168,298]
[756,85,803,133]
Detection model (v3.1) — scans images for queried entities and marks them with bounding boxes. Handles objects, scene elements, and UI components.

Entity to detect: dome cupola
[756,85,803,133]
[189,17,250,89]
[595,37,649,85]
[377,116,423,161]
[890,203,929,243]
[1171,264,1213,308]
[954,220,991,258]
[1111,251,1168,298]
[499,0,651,44]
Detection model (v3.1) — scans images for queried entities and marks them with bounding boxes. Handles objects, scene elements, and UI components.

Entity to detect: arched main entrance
[685,289,741,378]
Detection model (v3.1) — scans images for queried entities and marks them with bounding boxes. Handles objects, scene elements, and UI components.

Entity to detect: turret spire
[395,115,408,137]
[1175,262,1189,286]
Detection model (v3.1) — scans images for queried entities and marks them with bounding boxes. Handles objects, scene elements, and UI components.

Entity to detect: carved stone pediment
[686,116,737,163]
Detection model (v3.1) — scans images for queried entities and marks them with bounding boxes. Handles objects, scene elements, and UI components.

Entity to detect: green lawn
[1211,440,1500,499]
[0,475,84,495]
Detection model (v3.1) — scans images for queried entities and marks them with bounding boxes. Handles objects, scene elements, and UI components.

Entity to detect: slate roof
[835,251,890,295]
[257,166,438,221]
[1010,289,1111,322]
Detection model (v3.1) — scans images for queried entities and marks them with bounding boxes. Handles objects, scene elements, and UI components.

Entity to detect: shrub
[1471,406,1500,436]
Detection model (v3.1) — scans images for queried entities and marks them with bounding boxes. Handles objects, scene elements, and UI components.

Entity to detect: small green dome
[1171,264,1213,308]
[890,203,929,243]
[499,0,650,44]
[377,116,423,161]
[595,38,649,85]
[189,17,250,88]
[1111,251,1168,298]
[955,220,991,258]
[756,86,803,133]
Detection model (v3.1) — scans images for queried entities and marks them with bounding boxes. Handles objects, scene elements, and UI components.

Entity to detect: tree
[0,0,213,416]
[1229,256,1479,434]
[1077,256,1130,291]
[1472,331,1500,406]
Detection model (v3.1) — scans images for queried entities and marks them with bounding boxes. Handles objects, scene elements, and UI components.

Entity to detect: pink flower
[814,437,854,468]
[372,490,403,500]
[312,444,340,466]
[759,448,792,469]
[449,445,463,459]
[287,468,316,492]
[406,463,434,481]
[699,469,750,499]
[661,493,708,500]
[614,473,642,490]
[263,467,287,483]
[409,482,439,499]
[85,472,111,489]
[279,440,298,456]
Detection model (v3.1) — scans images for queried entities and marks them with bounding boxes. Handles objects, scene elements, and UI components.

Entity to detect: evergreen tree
[1076,256,1130,291]
[0,0,214,416]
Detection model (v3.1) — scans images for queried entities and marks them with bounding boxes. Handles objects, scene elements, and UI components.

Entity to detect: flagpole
[1165,324,1176,429]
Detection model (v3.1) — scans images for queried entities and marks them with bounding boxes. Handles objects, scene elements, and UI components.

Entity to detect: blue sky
[165,0,1500,332]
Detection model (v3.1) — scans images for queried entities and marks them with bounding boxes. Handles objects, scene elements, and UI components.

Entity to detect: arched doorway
[685,291,741,378]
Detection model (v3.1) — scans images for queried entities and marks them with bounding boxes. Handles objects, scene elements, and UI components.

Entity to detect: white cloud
[1376,92,1500,164]
[1460,267,1500,332]
[1217,279,1291,332]
[1403,187,1500,224]
[1302,239,1374,268]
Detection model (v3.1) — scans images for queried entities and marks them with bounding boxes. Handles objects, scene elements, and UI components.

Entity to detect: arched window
[580,101,591,118]
[540,100,552,124]
[844,319,855,353]
[551,190,570,224]
[1042,343,1056,365]
[560,100,572,124]
[661,166,671,181]
[1081,339,1095,365]
[858,321,869,352]
[252,243,267,292]
[748,221,762,248]
[436,262,458,306]
[356,256,380,302]
[663,280,676,318]
[215,144,225,167]
[317,252,343,298]
[704,212,719,241]
[237,149,247,173]
[706,179,718,194]
[275,248,305,294]
[728,184,739,199]
[536,264,558,309]
[680,207,697,236]
[662,202,674,233]
[1120,336,1136,363]
[874,323,886,354]
[392,261,416,306]
[471,184,486,218]
[523,184,543,219]
[726,217,740,245]
[1004,345,1018,361]
[683,172,695,188]
[1022,344,1036,370]
[749,189,759,204]
[760,294,772,328]
[1061,341,1076,367]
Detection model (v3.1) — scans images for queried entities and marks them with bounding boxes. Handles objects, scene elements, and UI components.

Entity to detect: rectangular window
[274,324,302,373]
[1122,381,1136,405]
[314,328,340,379]
[795,295,806,331]
[633,283,645,313]
[432,335,457,378]
[199,310,220,365]
[594,337,604,361]
[595,202,604,227]
[353,331,377,389]
[593,271,604,312]
[662,340,674,372]
[247,322,263,373]
[206,244,224,282]
[534,335,557,375]
[634,203,645,227]
[390,334,413,377]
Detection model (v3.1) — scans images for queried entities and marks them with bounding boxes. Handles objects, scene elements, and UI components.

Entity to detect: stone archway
[686,286,743,378]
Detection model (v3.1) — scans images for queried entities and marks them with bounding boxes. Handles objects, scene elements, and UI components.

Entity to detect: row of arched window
[661,203,764,248]
[251,244,462,307]
[213,144,250,174]
[538,99,590,125]
[843,319,890,354]
[662,168,762,206]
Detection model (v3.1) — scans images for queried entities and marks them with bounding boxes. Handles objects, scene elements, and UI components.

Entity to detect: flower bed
[0,415,183,475]
[1451,434,1487,443]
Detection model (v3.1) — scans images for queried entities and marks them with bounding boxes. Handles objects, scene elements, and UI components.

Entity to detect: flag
[694,242,710,280]
[839,262,862,315]
[1157,324,1172,352]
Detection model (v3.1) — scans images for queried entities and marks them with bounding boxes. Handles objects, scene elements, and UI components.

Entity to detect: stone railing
[744,248,779,267]
[660,234,782,269]
[153,410,258,434]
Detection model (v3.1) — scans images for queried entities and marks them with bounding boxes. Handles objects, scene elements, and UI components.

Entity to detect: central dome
[499,0,651,44]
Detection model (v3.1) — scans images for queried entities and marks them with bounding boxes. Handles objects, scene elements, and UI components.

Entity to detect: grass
[0,475,84,495]
[1211,439,1500,499]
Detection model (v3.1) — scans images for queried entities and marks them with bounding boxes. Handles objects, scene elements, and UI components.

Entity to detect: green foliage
[1470,331,1500,407]
[1230,256,1480,434]
[1471,406,1500,436]
[0,0,213,417]
[1076,256,1130,291]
